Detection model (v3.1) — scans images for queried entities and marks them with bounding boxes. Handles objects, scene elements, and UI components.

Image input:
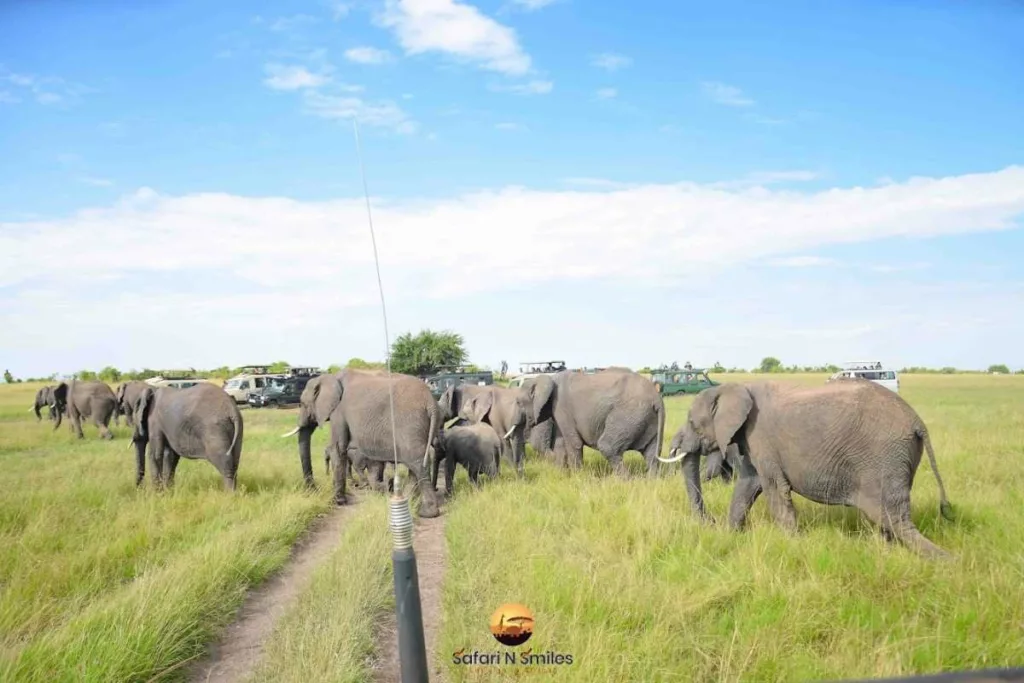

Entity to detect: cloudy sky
[1,0,1023,378]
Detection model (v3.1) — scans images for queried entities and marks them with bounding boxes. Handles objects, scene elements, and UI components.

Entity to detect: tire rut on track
[187,495,362,683]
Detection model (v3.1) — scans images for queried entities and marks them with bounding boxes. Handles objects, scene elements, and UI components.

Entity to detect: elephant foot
[333,494,349,506]
[417,501,441,518]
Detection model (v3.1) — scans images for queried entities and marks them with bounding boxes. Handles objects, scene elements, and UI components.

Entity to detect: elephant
[657,380,955,559]
[324,443,393,493]
[439,383,528,477]
[519,370,665,477]
[433,418,500,496]
[114,380,149,428]
[131,383,243,490]
[703,445,736,482]
[282,369,443,517]
[31,385,57,422]
[52,379,117,439]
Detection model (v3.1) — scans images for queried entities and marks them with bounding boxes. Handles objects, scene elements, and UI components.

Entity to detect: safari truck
[222,365,288,403]
[422,365,494,400]
[648,365,720,396]
[145,370,219,390]
[508,360,568,388]
[828,361,900,393]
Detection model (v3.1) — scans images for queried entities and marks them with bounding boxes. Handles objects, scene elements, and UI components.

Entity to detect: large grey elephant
[282,369,443,517]
[114,380,149,428]
[657,380,955,559]
[519,370,665,476]
[434,417,500,495]
[31,385,57,422]
[52,379,117,439]
[131,383,243,490]
[439,383,527,477]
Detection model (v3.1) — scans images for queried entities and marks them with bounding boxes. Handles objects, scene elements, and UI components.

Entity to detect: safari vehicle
[223,365,288,403]
[145,370,217,390]
[508,360,568,388]
[422,366,494,400]
[828,361,900,393]
[649,365,719,396]
[248,375,312,408]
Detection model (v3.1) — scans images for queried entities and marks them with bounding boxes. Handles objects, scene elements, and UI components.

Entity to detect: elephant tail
[226,410,242,461]
[424,405,438,469]
[654,394,666,464]
[917,426,953,521]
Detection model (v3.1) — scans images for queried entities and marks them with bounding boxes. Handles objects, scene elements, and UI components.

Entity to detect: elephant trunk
[52,405,63,431]
[297,426,315,487]
[681,451,710,521]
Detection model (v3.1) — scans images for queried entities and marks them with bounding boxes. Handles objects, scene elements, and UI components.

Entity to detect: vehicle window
[880,371,896,380]
[225,380,238,389]
[255,378,265,388]
[240,380,250,389]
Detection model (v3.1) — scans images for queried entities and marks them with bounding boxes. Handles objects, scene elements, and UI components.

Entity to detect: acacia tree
[390,329,468,377]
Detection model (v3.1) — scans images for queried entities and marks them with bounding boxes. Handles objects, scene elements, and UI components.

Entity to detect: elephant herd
[29,367,957,558]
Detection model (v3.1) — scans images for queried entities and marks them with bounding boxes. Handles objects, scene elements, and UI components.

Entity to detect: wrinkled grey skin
[519,370,665,477]
[132,383,243,490]
[658,380,955,559]
[114,380,149,428]
[434,418,501,495]
[702,445,736,482]
[287,369,442,517]
[52,379,117,439]
[439,384,528,477]
[282,371,386,489]
[32,385,57,422]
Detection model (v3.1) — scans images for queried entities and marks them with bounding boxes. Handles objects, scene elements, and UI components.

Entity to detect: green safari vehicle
[649,366,719,396]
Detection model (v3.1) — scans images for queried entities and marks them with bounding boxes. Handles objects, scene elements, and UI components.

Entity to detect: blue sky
[1,0,1023,377]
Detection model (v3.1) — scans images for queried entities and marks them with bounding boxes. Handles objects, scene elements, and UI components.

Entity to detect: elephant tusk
[28,407,35,412]
[504,425,516,439]
[656,448,687,464]
[128,441,134,451]
[281,427,301,438]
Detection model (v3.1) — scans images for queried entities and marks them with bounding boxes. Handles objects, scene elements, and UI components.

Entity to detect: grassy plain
[1,374,1022,682]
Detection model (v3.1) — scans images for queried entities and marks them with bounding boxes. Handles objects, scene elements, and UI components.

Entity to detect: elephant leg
[857,488,952,560]
[704,450,726,482]
[409,459,441,518]
[560,429,585,471]
[330,442,350,506]
[444,451,456,497]
[726,453,764,530]
[72,410,85,439]
[164,449,181,489]
[596,431,629,478]
[372,461,387,493]
[94,415,114,440]
[641,433,663,479]
[761,472,799,534]
[511,433,526,478]
[134,440,147,487]
[431,449,442,491]
[148,435,166,488]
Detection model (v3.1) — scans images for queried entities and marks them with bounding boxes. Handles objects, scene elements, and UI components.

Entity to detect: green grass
[0,383,339,681]
[2,374,1023,682]
[440,373,1024,682]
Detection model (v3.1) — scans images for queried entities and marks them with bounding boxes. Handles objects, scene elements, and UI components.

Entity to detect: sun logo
[489,603,534,647]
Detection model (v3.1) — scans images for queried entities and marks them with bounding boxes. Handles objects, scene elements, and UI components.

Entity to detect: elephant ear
[53,382,68,407]
[314,375,344,426]
[527,376,555,425]
[466,391,493,423]
[710,384,753,450]
[133,387,154,441]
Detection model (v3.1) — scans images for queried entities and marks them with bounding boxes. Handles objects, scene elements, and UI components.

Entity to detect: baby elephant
[434,420,501,496]
[131,383,244,491]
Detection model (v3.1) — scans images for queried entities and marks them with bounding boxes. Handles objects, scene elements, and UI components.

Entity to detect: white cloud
[0,66,92,105]
[495,122,524,130]
[590,52,631,71]
[344,46,394,64]
[377,0,532,76]
[561,177,634,190]
[701,81,755,107]
[263,63,332,90]
[709,170,821,190]
[261,14,319,31]
[766,256,837,268]
[302,90,417,133]
[0,90,20,104]
[595,87,617,100]
[511,0,558,10]
[3,167,1024,375]
[328,1,352,20]
[402,93,414,99]
[489,79,552,95]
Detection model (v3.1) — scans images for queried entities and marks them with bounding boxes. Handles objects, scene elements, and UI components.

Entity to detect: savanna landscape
[1,372,1022,682]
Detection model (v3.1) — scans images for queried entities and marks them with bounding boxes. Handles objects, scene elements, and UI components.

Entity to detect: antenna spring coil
[389,496,414,550]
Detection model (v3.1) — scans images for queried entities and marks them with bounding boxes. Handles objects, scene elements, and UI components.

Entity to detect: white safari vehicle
[828,361,900,393]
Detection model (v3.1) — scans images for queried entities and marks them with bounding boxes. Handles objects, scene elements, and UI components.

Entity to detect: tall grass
[0,383,334,681]
[439,373,1024,681]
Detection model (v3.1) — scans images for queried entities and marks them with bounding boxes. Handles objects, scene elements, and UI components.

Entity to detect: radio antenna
[352,119,401,490]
